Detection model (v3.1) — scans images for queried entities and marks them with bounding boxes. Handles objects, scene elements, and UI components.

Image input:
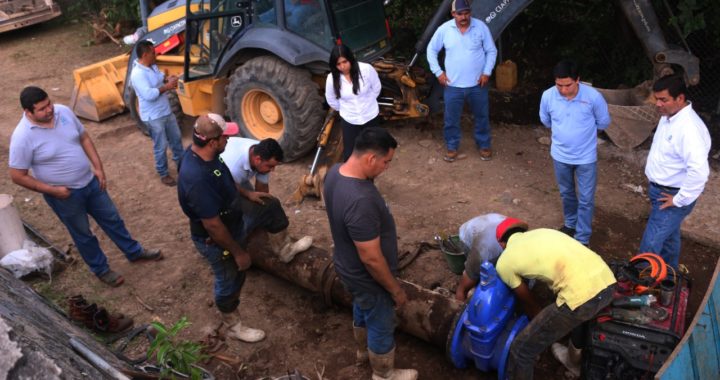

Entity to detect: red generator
[583,260,690,379]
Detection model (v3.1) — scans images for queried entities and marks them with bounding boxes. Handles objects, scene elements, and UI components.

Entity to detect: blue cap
[452,0,471,13]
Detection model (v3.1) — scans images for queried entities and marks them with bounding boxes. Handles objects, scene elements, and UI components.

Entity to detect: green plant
[148,317,208,380]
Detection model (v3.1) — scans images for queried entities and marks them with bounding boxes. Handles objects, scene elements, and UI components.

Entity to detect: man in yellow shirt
[495,218,616,380]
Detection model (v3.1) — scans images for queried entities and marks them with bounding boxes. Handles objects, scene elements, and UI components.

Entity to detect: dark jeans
[234,195,289,238]
[192,236,246,313]
[44,177,143,276]
[639,182,696,269]
[506,284,616,380]
[341,115,380,162]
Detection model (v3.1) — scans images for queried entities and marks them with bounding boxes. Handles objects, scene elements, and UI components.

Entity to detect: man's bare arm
[9,168,70,199]
[355,237,407,307]
[79,132,106,190]
[200,215,251,270]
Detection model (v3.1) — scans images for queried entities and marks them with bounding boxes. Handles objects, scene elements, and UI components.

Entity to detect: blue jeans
[553,160,597,244]
[43,177,143,276]
[639,182,696,269]
[145,114,184,177]
[192,236,247,313]
[443,85,491,151]
[351,290,396,354]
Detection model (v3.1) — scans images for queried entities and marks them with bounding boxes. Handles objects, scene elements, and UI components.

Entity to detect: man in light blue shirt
[427,0,497,162]
[539,60,611,246]
[130,40,184,186]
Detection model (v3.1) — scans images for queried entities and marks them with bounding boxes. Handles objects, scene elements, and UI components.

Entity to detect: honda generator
[583,254,690,379]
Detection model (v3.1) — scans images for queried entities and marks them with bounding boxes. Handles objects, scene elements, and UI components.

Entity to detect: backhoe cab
[70,0,428,161]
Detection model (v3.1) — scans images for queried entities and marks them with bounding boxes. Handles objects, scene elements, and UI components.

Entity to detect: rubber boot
[368,347,418,380]
[221,311,265,343]
[268,230,313,263]
[353,325,369,365]
[551,342,581,378]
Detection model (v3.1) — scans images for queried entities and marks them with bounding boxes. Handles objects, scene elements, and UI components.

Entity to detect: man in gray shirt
[9,86,162,287]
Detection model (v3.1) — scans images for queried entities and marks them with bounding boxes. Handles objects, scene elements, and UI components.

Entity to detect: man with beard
[220,137,312,263]
[177,113,264,343]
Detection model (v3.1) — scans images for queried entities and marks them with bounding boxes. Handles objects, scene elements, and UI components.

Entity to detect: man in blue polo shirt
[130,40,184,187]
[539,60,611,246]
[177,113,265,343]
[427,0,497,162]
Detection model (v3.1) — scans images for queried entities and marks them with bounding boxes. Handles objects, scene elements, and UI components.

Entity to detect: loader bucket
[597,81,660,150]
[70,54,129,122]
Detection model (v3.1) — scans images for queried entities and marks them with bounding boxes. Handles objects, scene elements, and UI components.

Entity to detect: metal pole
[139,0,150,28]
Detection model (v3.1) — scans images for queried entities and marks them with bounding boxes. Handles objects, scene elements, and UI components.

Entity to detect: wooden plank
[657,258,720,379]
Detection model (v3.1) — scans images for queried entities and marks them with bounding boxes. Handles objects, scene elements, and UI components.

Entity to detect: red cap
[495,217,529,243]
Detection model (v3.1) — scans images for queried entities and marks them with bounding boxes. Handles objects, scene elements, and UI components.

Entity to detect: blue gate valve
[447,261,529,379]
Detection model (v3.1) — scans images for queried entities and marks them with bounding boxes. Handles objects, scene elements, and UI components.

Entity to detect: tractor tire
[225,56,324,162]
[125,86,184,137]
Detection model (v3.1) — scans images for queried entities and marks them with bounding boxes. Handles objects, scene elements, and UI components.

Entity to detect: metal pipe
[139,0,150,29]
[70,337,131,380]
[246,236,464,348]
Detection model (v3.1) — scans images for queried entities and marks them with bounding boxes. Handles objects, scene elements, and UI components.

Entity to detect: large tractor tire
[225,56,324,162]
[125,86,184,137]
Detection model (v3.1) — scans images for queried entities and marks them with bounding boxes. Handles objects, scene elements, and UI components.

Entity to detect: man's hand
[478,74,490,87]
[658,191,676,210]
[50,186,71,199]
[391,287,408,308]
[438,72,450,87]
[248,191,273,205]
[94,167,107,191]
[232,250,252,271]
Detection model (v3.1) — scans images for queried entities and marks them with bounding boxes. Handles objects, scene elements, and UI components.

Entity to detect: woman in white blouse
[325,44,382,161]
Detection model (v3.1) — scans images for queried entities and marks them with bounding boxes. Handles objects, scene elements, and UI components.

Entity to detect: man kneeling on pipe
[495,217,617,379]
[220,134,312,263]
[454,213,507,302]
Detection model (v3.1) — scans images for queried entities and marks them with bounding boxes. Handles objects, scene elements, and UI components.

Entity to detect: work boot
[268,230,313,263]
[558,225,576,238]
[551,342,581,378]
[131,248,164,262]
[221,311,265,343]
[93,307,134,333]
[353,325,369,365]
[68,295,89,322]
[368,347,418,380]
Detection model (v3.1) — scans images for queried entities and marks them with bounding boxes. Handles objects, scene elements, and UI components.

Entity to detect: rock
[512,198,521,205]
[537,136,551,145]
[418,139,432,148]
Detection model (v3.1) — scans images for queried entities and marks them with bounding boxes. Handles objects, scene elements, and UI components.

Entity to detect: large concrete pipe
[246,235,464,348]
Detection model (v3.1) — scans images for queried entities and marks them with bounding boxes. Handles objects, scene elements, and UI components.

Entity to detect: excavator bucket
[598,81,660,150]
[70,54,129,122]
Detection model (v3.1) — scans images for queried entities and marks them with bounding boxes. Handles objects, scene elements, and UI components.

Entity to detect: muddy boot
[68,295,89,322]
[268,230,313,263]
[353,325,369,365]
[221,311,265,343]
[368,347,418,380]
[551,342,581,378]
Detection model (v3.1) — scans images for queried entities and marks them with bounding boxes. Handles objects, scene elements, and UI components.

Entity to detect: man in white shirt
[640,75,711,269]
[220,135,312,263]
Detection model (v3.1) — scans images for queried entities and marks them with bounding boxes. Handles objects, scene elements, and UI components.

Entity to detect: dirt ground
[1,22,719,380]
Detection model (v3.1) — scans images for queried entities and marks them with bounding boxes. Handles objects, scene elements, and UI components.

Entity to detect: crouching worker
[177,114,264,343]
[454,213,507,301]
[220,134,312,263]
[495,218,616,379]
[324,128,417,380]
